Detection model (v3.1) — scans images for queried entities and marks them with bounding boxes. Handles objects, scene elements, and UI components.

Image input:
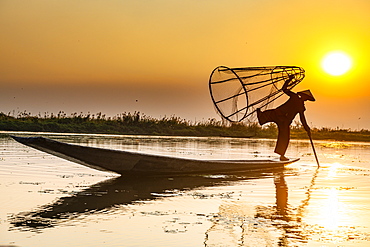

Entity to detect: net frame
[209,66,305,122]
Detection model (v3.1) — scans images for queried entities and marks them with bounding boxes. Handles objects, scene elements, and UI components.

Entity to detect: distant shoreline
[0,111,369,142]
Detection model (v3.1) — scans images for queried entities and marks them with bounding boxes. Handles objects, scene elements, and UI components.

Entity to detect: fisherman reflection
[204,172,295,246]
[274,173,288,219]
[274,172,290,246]
[255,172,290,221]
[257,75,316,161]
[254,172,293,246]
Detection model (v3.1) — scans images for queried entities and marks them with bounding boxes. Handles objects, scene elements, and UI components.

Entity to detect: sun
[321,51,352,76]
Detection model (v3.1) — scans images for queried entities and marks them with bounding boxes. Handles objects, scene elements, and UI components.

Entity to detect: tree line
[0,111,369,142]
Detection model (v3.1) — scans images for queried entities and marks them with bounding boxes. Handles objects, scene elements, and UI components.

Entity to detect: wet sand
[1,132,370,246]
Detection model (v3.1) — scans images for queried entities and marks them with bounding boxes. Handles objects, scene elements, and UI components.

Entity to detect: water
[0,132,370,246]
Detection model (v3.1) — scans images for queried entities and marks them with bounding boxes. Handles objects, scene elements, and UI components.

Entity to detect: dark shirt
[276,91,305,124]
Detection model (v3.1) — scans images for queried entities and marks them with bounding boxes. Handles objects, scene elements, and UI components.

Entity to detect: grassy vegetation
[0,111,369,142]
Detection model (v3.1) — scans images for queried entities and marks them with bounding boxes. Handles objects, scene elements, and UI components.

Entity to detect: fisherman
[257,75,315,161]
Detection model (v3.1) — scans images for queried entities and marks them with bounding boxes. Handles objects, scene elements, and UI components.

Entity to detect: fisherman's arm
[282,75,295,96]
[299,112,311,136]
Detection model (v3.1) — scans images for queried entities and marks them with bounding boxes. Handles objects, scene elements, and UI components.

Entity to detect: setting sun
[321,51,352,76]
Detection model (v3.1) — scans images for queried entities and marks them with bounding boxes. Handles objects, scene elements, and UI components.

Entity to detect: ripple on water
[1,133,370,246]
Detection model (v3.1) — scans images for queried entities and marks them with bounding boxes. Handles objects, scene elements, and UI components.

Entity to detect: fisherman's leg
[257,109,275,125]
[274,123,290,161]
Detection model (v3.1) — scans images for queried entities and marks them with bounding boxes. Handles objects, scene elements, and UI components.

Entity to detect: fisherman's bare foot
[257,108,263,125]
[280,155,289,161]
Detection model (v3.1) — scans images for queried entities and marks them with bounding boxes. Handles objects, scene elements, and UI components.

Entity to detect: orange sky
[1,0,369,129]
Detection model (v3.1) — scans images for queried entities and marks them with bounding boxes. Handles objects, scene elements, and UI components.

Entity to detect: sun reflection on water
[315,162,346,231]
[319,187,341,230]
[326,162,343,180]
[306,161,370,243]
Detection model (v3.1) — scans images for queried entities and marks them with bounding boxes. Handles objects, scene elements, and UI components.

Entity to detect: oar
[308,132,320,167]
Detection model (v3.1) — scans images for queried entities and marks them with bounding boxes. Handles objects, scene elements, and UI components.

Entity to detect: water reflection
[3,133,370,246]
[9,169,282,232]
[311,163,355,232]
[204,168,319,246]
[10,163,369,246]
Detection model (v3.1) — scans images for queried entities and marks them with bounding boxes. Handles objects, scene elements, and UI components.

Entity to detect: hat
[297,90,315,101]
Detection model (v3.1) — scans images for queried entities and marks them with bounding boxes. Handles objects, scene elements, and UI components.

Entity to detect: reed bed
[0,111,369,142]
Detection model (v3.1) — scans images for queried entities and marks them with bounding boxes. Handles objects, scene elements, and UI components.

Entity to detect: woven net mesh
[209,66,305,122]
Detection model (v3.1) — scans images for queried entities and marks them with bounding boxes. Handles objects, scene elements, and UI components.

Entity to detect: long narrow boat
[11,136,299,175]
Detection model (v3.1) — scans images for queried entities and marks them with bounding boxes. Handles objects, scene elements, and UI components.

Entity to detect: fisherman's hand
[283,75,294,91]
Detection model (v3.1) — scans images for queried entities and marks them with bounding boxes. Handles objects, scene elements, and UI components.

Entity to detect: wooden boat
[11,136,299,175]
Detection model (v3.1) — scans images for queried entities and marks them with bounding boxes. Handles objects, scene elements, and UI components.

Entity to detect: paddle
[308,131,320,167]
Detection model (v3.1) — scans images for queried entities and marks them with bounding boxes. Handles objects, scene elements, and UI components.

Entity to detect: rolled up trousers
[259,109,291,156]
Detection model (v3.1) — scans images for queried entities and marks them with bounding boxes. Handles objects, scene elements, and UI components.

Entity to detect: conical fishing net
[209,66,305,122]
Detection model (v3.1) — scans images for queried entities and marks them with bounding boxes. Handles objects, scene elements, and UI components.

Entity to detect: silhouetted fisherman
[257,75,315,161]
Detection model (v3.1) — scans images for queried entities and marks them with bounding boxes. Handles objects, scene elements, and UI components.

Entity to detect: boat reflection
[9,168,283,232]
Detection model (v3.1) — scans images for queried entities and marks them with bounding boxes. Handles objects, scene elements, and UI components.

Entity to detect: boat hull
[11,136,299,175]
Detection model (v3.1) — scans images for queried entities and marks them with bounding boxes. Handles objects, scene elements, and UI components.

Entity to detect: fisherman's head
[297,90,315,101]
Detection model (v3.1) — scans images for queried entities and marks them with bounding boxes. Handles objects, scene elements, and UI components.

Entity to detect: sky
[1,0,369,130]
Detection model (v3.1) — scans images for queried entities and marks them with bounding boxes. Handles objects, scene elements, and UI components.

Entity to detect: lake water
[1,132,370,247]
